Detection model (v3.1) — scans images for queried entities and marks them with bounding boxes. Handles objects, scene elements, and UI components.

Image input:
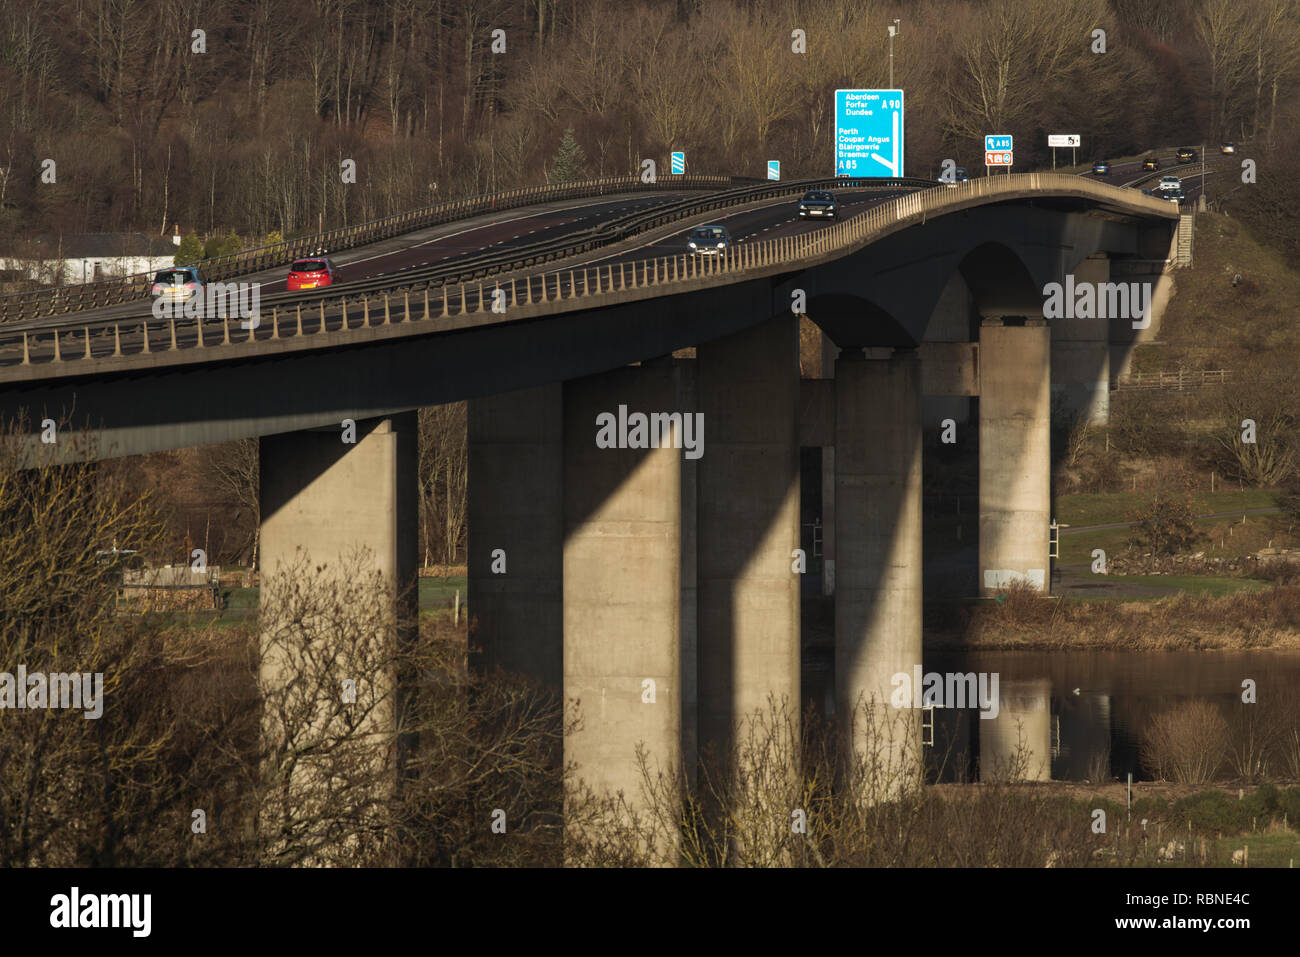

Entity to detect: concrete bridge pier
[562,360,684,831]
[978,318,1051,595]
[467,384,564,686]
[259,411,419,637]
[258,413,419,859]
[697,317,801,784]
[834,347,923,794]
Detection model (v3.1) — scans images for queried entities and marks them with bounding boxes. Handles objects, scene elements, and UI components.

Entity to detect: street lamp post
[888,19,901,88]
[1200,143,1207,211]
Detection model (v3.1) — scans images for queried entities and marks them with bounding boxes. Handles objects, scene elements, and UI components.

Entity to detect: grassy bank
[927,583,1300,650]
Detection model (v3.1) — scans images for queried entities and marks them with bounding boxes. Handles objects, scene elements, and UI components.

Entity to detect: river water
[803,648,1300,782]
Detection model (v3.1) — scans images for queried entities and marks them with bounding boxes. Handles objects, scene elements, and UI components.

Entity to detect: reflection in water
[979,678,1051,782]
[803,649,1300,782]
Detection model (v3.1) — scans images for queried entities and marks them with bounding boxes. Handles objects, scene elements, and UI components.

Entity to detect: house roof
[28,232,177,258]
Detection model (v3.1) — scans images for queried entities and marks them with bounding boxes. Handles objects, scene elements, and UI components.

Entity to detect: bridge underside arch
[798,204,1148,347]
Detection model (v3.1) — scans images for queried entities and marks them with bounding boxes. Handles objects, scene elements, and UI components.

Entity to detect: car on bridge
[1091,160,1111,175]
[1158,175,1182,190]
[798,190,840,218]
[687,224,732,255]
[1221,142,1237,154]
[1146,184,1184,203]
[1176,148,1196,162]
[150,266,205,306]
[287,258,338,290]
[1142,157,1161,171]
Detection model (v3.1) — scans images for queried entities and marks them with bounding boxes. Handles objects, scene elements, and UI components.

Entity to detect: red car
[286,258,337,290]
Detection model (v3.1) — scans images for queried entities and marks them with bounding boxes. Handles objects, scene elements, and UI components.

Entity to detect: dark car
[1091,160,1111,175]
[1142,157,1161,171]
[687,224,732,255]
[1221,142,1237,154]
[286,258,337,291]
[937,167,969,186]
[1176,148,1196,163]
[798,190,839,218]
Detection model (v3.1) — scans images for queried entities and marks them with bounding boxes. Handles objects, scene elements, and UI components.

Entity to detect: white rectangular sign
[1048,134,1081,148]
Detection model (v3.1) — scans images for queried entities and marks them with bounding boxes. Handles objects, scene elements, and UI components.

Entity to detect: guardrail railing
[5,172,1179,376]
[0,174,751,323]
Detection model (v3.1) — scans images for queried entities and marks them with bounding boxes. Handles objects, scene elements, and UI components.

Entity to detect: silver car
[151,266,205,304]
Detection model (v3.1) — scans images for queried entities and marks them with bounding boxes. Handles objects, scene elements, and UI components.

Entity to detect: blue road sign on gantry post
[767,160,780,180]
[835,90,904,177]
[984,134,1013,167]
[671,152,685,174]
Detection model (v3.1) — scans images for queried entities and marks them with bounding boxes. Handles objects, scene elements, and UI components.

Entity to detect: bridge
[0,171,1182,809]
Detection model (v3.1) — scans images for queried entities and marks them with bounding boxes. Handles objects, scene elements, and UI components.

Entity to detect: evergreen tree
[219,228,243,257]
[174,233,204,266]
[549,128,586,183]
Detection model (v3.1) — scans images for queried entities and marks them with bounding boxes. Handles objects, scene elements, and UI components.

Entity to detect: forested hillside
[1,0,1297,248]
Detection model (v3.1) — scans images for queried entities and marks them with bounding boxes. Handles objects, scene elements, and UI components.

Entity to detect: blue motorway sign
[835,90,904,177]
[767,160,780,180]
[985,134,1013,153]
[670,151,685,174]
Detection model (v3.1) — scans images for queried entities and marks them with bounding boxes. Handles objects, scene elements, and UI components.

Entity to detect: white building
[0,231,181,285]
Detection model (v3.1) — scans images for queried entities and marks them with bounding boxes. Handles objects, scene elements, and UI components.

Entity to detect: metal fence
[1114,369,1228,391]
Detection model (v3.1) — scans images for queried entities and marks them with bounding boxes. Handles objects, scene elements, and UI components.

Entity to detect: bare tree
[201,439,260,570]
[418,403,468,566]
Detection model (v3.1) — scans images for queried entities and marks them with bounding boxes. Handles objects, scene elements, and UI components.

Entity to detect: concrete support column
[1051,255,1110,425]
[260,412,418,615]
[563,361,684,822]
[821,328,838,597]
[821,448,836,595]
[834,347,922,792]
[679,366,699,782]
[467,385,563,686]
[697,317,801,774]
[258,413,418,862]
[978,319,1051,594]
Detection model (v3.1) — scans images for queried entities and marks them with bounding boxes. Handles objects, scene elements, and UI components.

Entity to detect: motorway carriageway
[9,191,704,329]
[0,185,916,366]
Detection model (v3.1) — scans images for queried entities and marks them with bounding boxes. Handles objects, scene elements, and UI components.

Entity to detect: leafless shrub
[1141,700,1230,784]
[1223,695,1290,782]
